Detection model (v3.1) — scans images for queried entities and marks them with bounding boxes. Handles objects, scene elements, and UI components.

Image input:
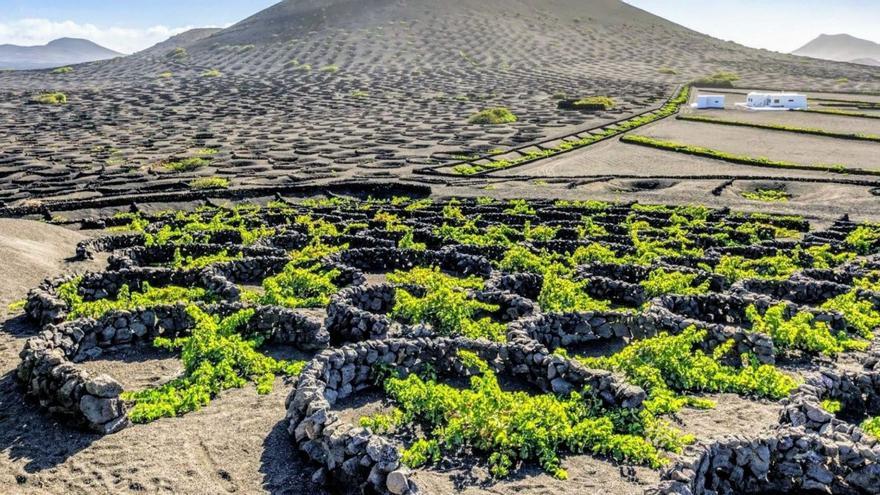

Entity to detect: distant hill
[139,28,222,56]
[0,37,121,70]
[793,33,880,65]
[851,57,880,67]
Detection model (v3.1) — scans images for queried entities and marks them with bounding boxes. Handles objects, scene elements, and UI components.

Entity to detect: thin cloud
[0,18,212,54]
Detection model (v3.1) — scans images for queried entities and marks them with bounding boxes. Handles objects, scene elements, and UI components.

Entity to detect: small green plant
[579,326,797,416]
[32,92,67,105]
[746,304,867,357]
[189,177,230,190]
[468,107,518,125]
[158,71,173,78]
[163,157,211,172]
[58,279,211,320]
[350,90,369,98]
[692,71,739,87]
[538,265,610,313]
[319,64,340,73]
[202,69,222,78]
[640,269,710,298]
[658,68,677,75]
[742,188,790,202]
[52,66,73,74]
[384,351,675,479]
[862,417,880,438]
[821,399,842,414]
[389,267,505,341]
[167,47,188,59]
[845,224,880,254]
[122,305,304,422]
[562,96,615,111]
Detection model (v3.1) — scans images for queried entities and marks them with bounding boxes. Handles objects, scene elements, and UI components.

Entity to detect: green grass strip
[620,134,880,177]
[801,108,880,120]
[452,86,691,175]
[677,114,880,142]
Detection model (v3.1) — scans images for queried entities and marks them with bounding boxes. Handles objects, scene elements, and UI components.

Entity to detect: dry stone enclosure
[12,195,880,494]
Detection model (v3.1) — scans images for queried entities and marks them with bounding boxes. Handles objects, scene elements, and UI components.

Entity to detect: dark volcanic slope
[0,0,878,207]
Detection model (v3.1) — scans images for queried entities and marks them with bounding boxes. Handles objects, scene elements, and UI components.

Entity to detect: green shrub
[741,188,790,202]
[845,225,880,254]
[692,71,739,87]
[538,265,610,313]
[821,399,842,414]
[640,269,710,298]
[862,417,880,438]
[468,107,518,125]
[163,157,211,172]
[202,69,222,78]
[122,305,304,422]
[32,92,67,105]
[52,66,73,74]
[189,177,230,190]
[579,326,797,416]
[560,96,615,111]
[389,268,505,341]
[746,304,867,357]
[384,351,673,479]
[658,68,677,75]
[58,279,211,320]
[821,290,880,338]
[158,71,173,78]
[319,64,339,73]
[167,47,187,59]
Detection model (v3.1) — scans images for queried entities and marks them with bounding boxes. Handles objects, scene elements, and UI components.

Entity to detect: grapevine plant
[122,305,304,422]
[375,351,677,479]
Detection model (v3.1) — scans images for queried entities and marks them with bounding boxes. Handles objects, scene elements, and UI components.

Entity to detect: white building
[693,94,725,109]
[742,92,807,110]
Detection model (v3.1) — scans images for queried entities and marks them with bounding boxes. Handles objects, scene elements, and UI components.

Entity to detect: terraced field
[6,196,880,494]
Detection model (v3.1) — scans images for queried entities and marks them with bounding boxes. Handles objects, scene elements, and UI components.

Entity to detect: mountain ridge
[0,37,121,70]
[793,33,880,65]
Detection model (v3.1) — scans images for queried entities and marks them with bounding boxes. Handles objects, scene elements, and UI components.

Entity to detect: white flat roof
[747,92,805,96]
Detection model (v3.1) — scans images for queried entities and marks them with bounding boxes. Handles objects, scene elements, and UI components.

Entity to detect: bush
[32,92,67,105]
[158,71,173,78]
[163,157,211,172]
[167,48,188,59]
[52,66,73,74]
[384,351,673,479]
[189,177,230,190]
[746,304,867,357]
[388,267,505,341]
[319,64,339,73]
[202,69,222,78]
[558,96,615,111]
[741,188,790,202]
[468,107,518,125]
[122,305,304,422]
[692,71,739,87]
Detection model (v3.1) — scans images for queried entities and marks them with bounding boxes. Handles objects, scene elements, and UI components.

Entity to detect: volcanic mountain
[117,0,871,92]
[0,38,121,70]
[793,33,880,65]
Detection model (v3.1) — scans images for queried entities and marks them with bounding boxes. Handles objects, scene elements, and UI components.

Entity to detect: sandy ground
[636,119,880,172]
[0,219,326,495]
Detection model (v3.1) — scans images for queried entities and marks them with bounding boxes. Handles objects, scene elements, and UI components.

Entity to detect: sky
[626,0,880,53]
[0,0,878,54]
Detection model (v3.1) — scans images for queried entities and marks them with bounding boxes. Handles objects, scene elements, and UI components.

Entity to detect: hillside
[793,33,880,64]
[138,28,223,55]
[0,37,121,69]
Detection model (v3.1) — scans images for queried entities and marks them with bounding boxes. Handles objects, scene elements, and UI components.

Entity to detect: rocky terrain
[2,1,880,494]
